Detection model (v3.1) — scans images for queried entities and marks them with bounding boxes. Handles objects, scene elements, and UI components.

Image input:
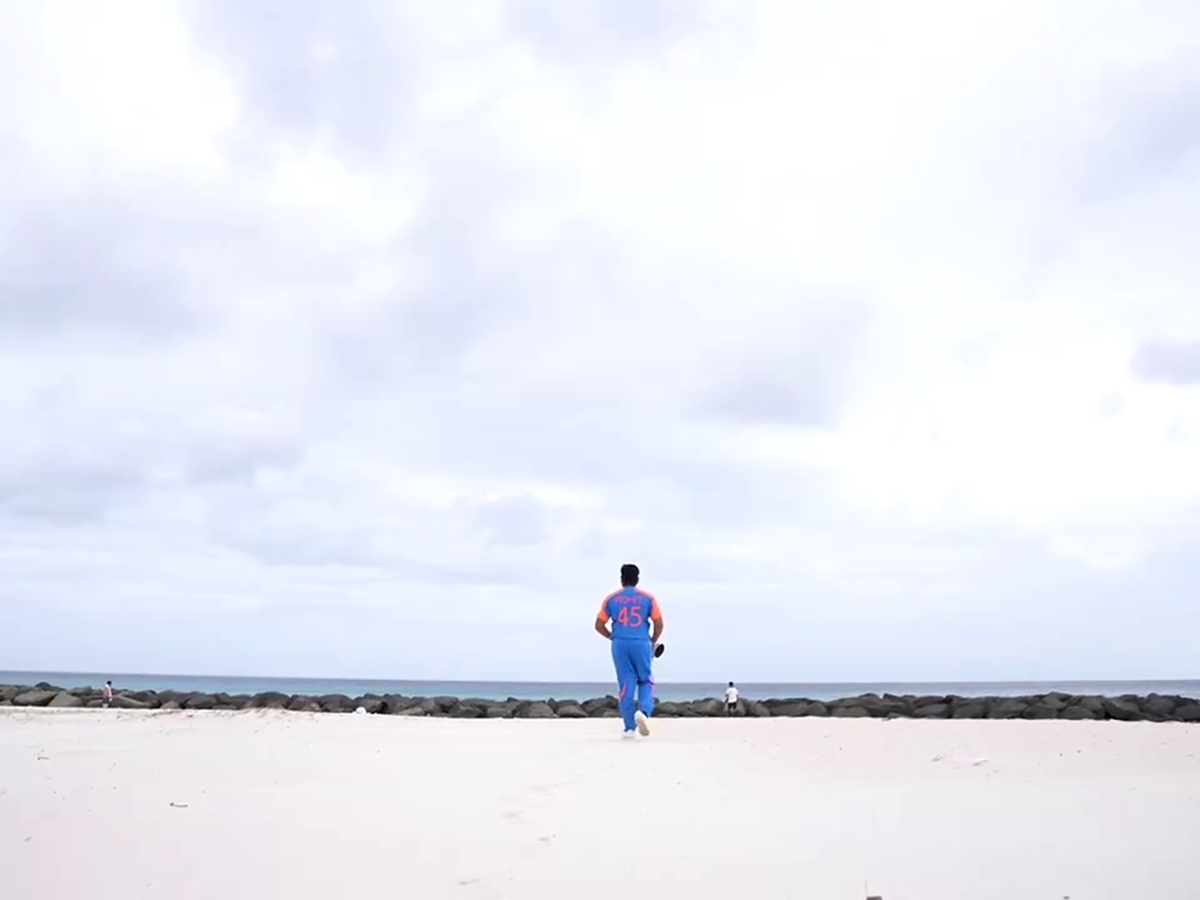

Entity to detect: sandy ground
[2,709,1199,900]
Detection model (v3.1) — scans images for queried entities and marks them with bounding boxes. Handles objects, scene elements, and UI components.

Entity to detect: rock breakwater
[3,683,1200,722]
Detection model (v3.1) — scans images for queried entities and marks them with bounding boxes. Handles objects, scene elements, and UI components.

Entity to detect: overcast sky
[2,1,1199,683]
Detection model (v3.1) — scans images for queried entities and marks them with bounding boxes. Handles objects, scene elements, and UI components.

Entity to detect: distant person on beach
[725,682,739,716]
[595,563,663,738]
[102,681,113,709]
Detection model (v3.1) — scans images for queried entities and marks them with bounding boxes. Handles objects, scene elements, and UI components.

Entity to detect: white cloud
[0,0,236,180]
[2,0,1200,682]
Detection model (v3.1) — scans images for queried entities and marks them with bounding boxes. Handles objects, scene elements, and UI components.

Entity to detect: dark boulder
[112,695,151,710]
[316,694,353,714]
[832,693,874,709]
[1173,704,1200,723]
[185,694,218,711]
[689,699,724,717]
[833,694,902,718]
[1143,695,1178,718]
[355,696,385,715]
[382,695,415,714]
[247,692,292,709]
[1076,696,1106,715]
[448,702,486,718]
[914,695,950,709]
[14,690,58,707]
[746,702,772,718]
[1102,698,1145,721]
[0,686,20,702]
[485,704,515,718]
[913,703,949,719]
[652,701,684,717]
[582,696,618,715]
[520,701,556,719]
[461,697,498,710]
[1022,702,1059,720]
[763,697,809,710]
[555,702,588,719]
[1060,705,1098,721]
[48,692,83,709]
[987,699,1028,720]
[879,698,913,717]
[951,701,987,719]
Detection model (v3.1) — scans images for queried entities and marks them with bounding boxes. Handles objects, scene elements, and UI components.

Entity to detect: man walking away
[724,682,739,716]
[102,681,113,709]
[595,563,663,738]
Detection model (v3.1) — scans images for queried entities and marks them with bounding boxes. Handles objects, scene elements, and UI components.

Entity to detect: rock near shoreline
[2,683,1200,722]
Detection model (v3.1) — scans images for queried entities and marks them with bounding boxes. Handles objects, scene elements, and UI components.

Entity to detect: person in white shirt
[724,682,739,716]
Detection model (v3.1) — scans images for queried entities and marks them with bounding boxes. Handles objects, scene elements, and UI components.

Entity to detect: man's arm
[595,600,612,639]
[649,596,664,646]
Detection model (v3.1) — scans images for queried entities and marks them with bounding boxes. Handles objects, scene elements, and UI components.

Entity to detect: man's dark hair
[729,682,735,687]
[620,563,639,586]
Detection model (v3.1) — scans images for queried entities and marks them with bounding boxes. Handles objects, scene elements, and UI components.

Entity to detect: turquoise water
[4,672,1199,702]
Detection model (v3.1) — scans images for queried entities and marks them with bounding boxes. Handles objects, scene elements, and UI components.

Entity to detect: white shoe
[622,730,636,740]
[634,711,650,736]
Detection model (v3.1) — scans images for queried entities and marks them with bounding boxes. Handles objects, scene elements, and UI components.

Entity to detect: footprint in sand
[456,877,503,898]
[499,808,526,825]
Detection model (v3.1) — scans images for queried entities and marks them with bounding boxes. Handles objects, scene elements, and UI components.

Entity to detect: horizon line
[2,670,1197,686]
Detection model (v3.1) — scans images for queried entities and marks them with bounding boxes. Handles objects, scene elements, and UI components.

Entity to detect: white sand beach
[3,709,1199,900]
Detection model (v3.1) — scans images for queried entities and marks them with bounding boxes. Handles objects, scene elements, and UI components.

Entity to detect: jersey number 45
[616,606,643,627]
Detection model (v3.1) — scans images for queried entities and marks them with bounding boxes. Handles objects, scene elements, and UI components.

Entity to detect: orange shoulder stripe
[642,591,662,622]
[596,591,621,622]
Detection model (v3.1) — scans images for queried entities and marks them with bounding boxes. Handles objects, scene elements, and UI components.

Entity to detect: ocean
[3,672,1199,702]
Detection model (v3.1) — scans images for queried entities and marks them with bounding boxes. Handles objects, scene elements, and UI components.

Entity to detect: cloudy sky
[2,1,1199,684]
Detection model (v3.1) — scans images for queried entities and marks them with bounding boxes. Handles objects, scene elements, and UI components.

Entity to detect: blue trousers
[611,638,655,730]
